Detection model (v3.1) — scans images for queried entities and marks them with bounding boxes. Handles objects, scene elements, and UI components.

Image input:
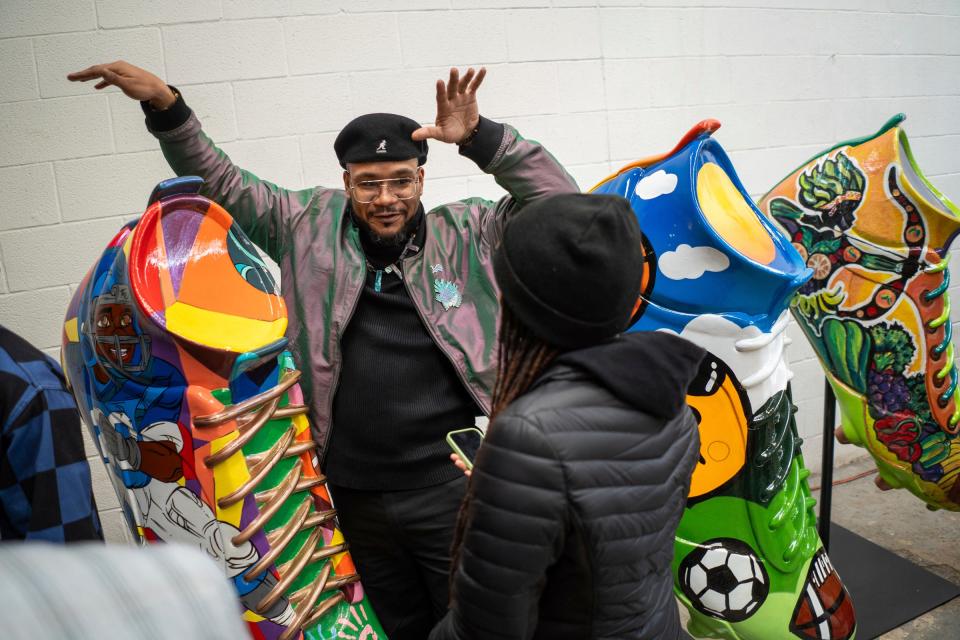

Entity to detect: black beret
[334,113,428,168]
[494,193,644,349]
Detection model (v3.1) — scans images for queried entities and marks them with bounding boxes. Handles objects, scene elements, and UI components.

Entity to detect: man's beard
[356,209,420,249]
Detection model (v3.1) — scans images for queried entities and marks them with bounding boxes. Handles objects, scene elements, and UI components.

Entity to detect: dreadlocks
[449,303,561,597]
[490,304,562,419]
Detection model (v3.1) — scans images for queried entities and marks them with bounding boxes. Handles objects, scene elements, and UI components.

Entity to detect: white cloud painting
[659,244,730,280]
[634,169,678,200]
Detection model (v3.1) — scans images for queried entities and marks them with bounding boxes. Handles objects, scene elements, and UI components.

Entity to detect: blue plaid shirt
[0,326,102,541]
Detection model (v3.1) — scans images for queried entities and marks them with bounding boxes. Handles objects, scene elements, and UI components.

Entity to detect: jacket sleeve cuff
[458,116,504,169]
[140,85,192,132]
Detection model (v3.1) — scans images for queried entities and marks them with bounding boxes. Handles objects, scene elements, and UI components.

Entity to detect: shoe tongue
[129,194,288,356]
[229,353,281,404]
[893,127,960,254]
[845,125,960,254]
[227,341,294,404]
[764,120,960,257]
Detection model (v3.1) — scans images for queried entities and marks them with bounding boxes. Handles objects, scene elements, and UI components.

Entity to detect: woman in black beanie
[430,193,704,640]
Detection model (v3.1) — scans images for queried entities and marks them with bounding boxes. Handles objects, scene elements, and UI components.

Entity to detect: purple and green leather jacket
[148,110,578,457]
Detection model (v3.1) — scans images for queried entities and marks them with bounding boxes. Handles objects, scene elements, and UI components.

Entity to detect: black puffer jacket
[430,332,705,640]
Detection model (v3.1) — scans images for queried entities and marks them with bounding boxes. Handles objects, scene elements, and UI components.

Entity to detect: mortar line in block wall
[51,159,65,224]
[159,25,169,80]
[0,244,8,293]
[392,13,407,67]
[625,5,960,17]
[276,17,290,77]
[0,283,74,302]
[28,37,41,100]
[293,136,305,189]
[228,81,241,138]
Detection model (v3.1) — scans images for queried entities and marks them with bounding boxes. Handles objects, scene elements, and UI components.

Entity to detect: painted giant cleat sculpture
[759,115,960,511]
[61,177,385,640]
[593,122,856,639]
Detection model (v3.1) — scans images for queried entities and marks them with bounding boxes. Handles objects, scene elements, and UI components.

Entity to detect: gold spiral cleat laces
[195,369,360,640]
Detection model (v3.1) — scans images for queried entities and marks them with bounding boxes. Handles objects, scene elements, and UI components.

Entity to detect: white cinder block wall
[2,0,958,542]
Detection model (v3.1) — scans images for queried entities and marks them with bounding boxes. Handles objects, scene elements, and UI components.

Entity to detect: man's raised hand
[412,67,487,145]
[67,60,176,110]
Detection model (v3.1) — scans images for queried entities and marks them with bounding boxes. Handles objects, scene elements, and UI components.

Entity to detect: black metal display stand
[817,380,960,639]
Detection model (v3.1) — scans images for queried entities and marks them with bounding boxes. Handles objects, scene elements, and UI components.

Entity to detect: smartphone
[445,427,484,470]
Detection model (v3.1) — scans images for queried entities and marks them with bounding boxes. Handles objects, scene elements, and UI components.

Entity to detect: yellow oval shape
[697,162,776,265]
[686,357,749,498]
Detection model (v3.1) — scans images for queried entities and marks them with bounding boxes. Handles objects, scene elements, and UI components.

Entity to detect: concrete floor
[817,456,960,639]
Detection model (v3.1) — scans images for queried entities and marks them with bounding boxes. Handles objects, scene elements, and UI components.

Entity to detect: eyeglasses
[349,177,420,204]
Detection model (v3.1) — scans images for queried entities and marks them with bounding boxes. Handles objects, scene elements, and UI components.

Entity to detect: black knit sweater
[324,212,481,490]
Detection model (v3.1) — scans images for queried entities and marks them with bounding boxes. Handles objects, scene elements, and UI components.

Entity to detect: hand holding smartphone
[445,427,484,471]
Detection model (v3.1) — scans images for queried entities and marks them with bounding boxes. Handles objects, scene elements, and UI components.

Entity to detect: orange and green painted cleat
[61,177,385,640]
[593,121,855,639]
[760,115,960,512]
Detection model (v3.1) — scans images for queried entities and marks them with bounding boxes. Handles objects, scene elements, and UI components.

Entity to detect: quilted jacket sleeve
[430,413,569,640]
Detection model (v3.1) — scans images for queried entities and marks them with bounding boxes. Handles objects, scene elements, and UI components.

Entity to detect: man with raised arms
[69,60,578,639]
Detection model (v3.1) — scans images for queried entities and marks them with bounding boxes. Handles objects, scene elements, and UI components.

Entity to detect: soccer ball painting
[680,538,770,622]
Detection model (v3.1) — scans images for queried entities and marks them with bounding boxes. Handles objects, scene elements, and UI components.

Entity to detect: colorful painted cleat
[759,115,960,512]
[593,122,856,639]
[61,177,385,640]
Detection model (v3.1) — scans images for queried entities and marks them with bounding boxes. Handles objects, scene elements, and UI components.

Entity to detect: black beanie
[494,193,644,349]
[334,113,428,168]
